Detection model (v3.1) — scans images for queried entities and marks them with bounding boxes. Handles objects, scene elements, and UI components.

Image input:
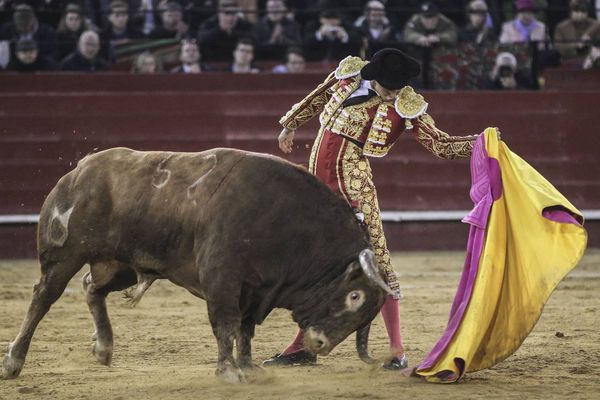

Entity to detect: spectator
[0,4,57,61]
[459,0,496,45]
[102,1,144,42]
[149,1,189,39]
[272,45,305,72]
[171,38,211,72]
[500,0,548,43]
[553,0,596,58]
[583,23,600,69]
[227,37,259,72]
[253,0,300,45]
[487,51,534,89]
[403,1,458,48]
[197,0,254,61]
[354,0,399,48]
[55,4,88,61]
[61,30,108,71]
[131,50,163,72]
[303,9,361,61]
[6,38,57,71]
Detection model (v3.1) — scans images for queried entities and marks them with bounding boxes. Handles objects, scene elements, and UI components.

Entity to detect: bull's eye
[345,290,365,312]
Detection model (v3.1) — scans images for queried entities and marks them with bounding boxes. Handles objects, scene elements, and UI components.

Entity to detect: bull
[2,147,390,382]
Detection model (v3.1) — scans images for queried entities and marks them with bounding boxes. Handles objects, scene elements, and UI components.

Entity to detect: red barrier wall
[1,73,598,258]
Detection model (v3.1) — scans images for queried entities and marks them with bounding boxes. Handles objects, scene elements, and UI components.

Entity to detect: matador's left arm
[411,113,478,159]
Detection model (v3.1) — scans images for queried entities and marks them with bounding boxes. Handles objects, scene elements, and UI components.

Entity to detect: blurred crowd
[0,0,599,88]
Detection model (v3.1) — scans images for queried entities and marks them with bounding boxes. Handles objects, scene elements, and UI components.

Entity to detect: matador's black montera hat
[360,48,421,90]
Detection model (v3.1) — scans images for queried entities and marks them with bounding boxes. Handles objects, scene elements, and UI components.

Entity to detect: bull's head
[294,249,393,356]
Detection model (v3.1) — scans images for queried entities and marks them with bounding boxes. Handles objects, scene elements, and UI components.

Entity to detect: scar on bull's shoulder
[48,205,75,247]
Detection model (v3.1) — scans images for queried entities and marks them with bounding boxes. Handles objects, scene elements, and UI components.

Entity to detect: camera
[498,66,514,78]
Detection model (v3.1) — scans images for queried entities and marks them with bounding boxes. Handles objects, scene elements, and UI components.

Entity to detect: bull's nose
[305,327,331,355]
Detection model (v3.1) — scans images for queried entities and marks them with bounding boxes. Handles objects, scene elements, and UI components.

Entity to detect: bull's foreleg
[2,259,83,379]
[207,302,245,384]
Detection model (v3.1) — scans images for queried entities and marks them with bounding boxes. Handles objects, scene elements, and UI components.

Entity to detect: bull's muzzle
[304,327,331,355]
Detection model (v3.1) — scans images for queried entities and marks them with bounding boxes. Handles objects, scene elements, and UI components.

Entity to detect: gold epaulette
[394,86,428,119]
[334,56,368,80]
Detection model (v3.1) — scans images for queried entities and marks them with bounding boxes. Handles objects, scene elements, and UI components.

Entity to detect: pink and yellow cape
[415,128,587,383]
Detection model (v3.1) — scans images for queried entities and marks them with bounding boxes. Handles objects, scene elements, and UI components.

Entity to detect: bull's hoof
[2,355,23,379]
[216,365,246,384]
[90,342,112,366]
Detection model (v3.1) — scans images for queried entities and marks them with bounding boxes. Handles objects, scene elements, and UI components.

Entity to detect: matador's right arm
[279,56,369,130]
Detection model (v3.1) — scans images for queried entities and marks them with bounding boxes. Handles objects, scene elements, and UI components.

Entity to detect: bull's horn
[356,323,376,364]
[358,249,394,296]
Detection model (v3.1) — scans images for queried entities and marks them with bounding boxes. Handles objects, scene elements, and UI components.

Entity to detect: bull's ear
[344,261,363,281]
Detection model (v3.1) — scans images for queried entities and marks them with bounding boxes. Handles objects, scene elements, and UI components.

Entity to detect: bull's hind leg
[2,258,84,379]
[83,262,136,366]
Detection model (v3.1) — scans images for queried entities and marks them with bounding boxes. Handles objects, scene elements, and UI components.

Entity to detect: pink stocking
[281,329,305,355]
[380,294,404,357]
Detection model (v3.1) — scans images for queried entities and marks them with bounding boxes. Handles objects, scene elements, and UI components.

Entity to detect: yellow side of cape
[417,128,587,382]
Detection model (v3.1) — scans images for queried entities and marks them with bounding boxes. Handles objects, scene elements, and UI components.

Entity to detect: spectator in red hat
[500,0,548,43]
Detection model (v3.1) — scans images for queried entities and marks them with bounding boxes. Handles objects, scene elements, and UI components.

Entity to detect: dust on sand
[1,251,599,399]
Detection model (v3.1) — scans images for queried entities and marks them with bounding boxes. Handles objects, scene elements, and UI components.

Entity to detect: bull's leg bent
[83,262,137,366]
[2,258,84,379]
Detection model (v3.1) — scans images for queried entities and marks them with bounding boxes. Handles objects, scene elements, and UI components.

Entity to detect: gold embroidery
[414,113,477,159]
[279,72,337,130]
[335,56,369,79]
[339,144,401,299]
[394,86,428,119]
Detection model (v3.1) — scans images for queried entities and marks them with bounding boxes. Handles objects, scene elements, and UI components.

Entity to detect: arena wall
[1,73,598,258]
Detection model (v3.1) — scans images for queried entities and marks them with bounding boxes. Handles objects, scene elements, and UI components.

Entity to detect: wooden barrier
[1,73,598,258]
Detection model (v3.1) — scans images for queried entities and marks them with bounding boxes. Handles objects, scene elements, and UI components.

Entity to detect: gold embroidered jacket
[279,56,477,159]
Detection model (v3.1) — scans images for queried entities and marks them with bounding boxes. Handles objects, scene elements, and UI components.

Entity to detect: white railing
[2,210,600,225]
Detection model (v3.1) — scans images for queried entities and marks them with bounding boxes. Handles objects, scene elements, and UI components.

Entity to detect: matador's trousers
[308,128,401,299]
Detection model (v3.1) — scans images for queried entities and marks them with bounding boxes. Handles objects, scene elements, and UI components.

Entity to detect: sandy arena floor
[1,250,599,399]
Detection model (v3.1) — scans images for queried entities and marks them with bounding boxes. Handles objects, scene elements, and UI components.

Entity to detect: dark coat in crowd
[303,19,361,61]
[459,24,497,45]
[253,16,301,45]
[6,54,58,71]
[197,16,254,61]
[55,29,83,61]
[60,50,108,71]
[0,21,57,60]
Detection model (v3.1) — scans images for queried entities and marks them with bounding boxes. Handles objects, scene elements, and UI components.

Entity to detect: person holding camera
[303,9,361,61]
[486,51,534,90]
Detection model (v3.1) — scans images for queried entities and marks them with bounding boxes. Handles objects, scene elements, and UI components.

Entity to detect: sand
[1,250,599,399]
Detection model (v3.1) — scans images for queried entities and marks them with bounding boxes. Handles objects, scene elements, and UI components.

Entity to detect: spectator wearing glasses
[197,0,254,61]
[61,30,108,71]
[227,38,259,72]
[459,0,496,45]
[554,0,597,58]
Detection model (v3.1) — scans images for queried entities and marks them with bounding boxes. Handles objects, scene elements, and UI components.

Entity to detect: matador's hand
[278,128,295,154]
[494,127,502,140]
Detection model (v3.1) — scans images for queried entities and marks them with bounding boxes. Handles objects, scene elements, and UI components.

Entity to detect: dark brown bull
[2,147,391,382]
